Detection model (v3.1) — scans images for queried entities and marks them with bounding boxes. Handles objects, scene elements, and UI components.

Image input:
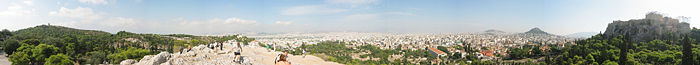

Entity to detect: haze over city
[4,0,700,65]
[3,0,700,35]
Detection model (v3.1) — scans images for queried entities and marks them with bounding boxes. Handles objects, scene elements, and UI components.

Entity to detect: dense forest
[0,25,253,65]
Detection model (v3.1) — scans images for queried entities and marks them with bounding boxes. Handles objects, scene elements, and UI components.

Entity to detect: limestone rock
[118,42,258,65]
[603,12,690,42]
[119,59,137,65]
[134,52,171,65]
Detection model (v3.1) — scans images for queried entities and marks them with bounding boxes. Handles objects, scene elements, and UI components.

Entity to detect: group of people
[180,41,245,64]
[180,40,310,65]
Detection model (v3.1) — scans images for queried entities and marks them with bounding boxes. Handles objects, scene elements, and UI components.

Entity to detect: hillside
[550,12,700,65]
[515,27,563,38]
[1,25,249,65]
[603,12,691,42]
[523,27,552,35]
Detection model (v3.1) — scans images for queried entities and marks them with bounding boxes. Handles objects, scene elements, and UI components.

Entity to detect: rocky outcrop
[119,59,137,65]
[133,52,171,65]
[603,12,690,42]
[119,42,255,65]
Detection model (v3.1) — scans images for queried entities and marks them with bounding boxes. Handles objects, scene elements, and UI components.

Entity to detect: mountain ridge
[523,27,552,35]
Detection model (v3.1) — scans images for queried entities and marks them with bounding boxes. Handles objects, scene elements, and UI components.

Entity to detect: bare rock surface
[120,42,342,65]
[603,12,690,42]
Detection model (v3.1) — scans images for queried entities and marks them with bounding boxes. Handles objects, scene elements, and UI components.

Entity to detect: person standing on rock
[233,42,242,63]
[302,48,306,58]
[237,41,243,52]
[219,41,224,50]
[266,43,271,52]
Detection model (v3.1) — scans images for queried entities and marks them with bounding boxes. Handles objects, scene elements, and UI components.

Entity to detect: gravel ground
[0,51,12,65]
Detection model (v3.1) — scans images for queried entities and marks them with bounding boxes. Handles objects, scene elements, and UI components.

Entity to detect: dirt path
[242,45,342,65]
[0,51,11,65]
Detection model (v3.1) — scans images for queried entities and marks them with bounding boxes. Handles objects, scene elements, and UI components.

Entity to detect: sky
[1,0,699,35]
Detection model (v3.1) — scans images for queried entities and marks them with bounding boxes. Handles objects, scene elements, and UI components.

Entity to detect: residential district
[245,29,578,62]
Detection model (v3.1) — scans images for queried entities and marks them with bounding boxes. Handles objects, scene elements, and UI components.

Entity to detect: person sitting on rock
[209,43,214,49]
[275,50,291,65]
[187,43,192,52]
[181,42,192,54]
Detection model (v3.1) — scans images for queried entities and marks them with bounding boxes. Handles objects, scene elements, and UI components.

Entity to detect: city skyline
[2,0,700,35]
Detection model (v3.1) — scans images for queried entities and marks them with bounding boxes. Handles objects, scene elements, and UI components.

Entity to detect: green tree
[3,39,21,54]
[603,60,618,65]
[586,54,596,64]
[45,54,73,65]
[619,35,629,65]
[8,52,30,65]
[83,51,108,64]
[0,29,11,40]
[31,44,60,64]
[22,39,41,45]
[682,35,694,65]
[107,47,153,63]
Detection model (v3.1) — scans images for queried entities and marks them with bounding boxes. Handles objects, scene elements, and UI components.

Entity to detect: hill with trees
[0,25,252,65]
[549,12,699,65]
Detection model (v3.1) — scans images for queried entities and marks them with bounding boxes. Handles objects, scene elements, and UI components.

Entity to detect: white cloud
[0,5,33,16]
[387,12,416,16]
[78,0,108,5]
[282,5,348,15]
[343,14,380,21]
[49,7,103,21]
[326,0,378,5]
[275,21,293,25]
[102,17,138,27]
[23,1,33,6]
[224,17,258,24]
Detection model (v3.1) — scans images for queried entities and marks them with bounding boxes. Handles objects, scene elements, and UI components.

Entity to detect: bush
[82,51,108,64]
[9,52,30,65]
[31,44,60,63]
[22,39,40,45]
[107,47,153,63]
[3,39,20,54]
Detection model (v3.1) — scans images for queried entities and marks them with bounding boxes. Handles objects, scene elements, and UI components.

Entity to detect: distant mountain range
[484,29,506,33]
[565,32,599,38]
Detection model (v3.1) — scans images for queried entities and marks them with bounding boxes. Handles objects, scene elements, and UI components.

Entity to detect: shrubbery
[107,47,154,63]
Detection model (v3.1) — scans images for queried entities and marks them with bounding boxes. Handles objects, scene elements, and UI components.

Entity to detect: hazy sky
[1,0,699,35]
